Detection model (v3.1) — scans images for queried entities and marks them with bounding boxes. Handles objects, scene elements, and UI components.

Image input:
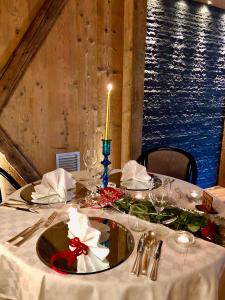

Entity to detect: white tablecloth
[1,176,225,300]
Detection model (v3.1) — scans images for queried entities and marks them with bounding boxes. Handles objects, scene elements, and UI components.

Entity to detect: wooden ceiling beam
[0,0,69,115]
[0,127,40,182]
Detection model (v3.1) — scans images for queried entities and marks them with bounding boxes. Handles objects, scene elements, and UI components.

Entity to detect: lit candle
[135,192,143,200]
[177,235,190,244]
[104,83,113,140]
[190,190,199,198]
[175,231,195,248]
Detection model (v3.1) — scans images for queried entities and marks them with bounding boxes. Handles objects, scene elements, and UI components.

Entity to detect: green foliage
[114,196,208,234]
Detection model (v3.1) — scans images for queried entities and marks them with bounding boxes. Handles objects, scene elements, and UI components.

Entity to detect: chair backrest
[137,147,197,184]
[0,168,22,203]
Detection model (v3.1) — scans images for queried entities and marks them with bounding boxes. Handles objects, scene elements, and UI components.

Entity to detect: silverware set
[140,231,156,276]
[1,203,39,213]
[1,198,40,213]
[131,231,163,281]
[131,233,146,275]
[6,211,58,247]
[150,240,163,281]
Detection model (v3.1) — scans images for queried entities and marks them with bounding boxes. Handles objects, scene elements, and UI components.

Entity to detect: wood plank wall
[0,0,135,176]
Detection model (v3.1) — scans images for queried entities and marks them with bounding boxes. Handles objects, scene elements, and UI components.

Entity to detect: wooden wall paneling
[74,0,87,167]
[85,0,98,156]
[110,0,124,169]
[45,0,78,172]
[1,49,50,175]
[0,0,69,178]
[121,0,147,165]
[1,0,80,175]
[0,0,69,114]
[131,0,147,160]
[96,0,124,169]
[76,0,98,168]
[0,0,44,180]
[1,0,126,176]
[96,0,110,166]
[121,0,134,166]
[0,0,42,74]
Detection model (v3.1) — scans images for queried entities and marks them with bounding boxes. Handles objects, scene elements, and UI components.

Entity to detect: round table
[0,173,225,300]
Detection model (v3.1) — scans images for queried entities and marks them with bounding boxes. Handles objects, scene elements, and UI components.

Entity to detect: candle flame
[107,83,113,92]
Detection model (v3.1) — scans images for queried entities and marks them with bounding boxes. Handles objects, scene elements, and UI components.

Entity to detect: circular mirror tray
[36,217,135,274]
[20,182,87,204]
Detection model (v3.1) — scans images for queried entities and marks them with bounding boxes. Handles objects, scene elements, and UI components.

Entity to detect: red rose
[201,221,216,241]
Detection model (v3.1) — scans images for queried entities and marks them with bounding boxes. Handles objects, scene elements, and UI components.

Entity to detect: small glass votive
[134,191,144,200]
[174,231,195,248]
[188,190,202,203]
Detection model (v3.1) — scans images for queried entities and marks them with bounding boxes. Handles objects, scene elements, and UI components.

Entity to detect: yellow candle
[104,83,113,140]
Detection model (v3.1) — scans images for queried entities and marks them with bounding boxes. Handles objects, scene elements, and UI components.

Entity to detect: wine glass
[83,149,98,193]
[149,185,167,224]
[83,149,98,176]
[48,186,67,209]
[128,203,151,232]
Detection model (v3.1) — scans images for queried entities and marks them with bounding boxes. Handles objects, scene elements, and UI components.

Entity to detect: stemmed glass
[149,185,167,224]
[83,149,98,194]
[83,149,98,177]
[48,186,68,209]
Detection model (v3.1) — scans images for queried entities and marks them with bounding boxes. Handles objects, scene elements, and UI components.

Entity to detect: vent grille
[56,152,80,172]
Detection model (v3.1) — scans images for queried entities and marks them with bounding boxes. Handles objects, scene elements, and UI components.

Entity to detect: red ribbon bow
[50,237,89,274]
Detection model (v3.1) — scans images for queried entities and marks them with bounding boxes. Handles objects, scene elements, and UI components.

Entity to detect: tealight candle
[177,235,190,244]
[135,192,143,200]
[190,190,199,198]
[174,231,195,248]
[189,190,202,203]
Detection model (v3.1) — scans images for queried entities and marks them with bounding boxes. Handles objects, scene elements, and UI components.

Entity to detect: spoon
[140,231,156,276]
[131,233,146,276]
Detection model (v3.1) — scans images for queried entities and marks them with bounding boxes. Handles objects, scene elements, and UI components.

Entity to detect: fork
[13,211,58,247]
[7,218,44,243]
[43,211,58,227]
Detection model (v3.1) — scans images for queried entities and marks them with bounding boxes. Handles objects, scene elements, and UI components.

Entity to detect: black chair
[0,168,22,203]
[137,146,198,184]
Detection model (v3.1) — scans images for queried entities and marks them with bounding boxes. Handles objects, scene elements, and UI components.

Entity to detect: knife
[150,240,163,281]
[131,233,146,276]
[1,203,38,213]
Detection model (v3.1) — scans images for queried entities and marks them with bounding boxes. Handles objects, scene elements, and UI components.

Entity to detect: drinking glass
[149,186,167,223]
[162,177,175,203]
[83,149,98,192]
[128,203,151,232]
[83,149,98,175]
[48,187,68,209]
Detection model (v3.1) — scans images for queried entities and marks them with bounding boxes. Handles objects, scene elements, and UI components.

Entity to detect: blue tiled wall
[143,0,225,188]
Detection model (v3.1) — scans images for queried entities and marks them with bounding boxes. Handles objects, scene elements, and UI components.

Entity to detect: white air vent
[56,152,80,172]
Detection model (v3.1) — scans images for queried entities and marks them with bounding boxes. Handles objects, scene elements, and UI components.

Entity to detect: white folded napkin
[67,207,109,273]
[121,160,151,182]
[31,168,75,203]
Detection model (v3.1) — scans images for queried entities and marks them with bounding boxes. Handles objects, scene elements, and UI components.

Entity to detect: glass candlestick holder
[101,139,111,188]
